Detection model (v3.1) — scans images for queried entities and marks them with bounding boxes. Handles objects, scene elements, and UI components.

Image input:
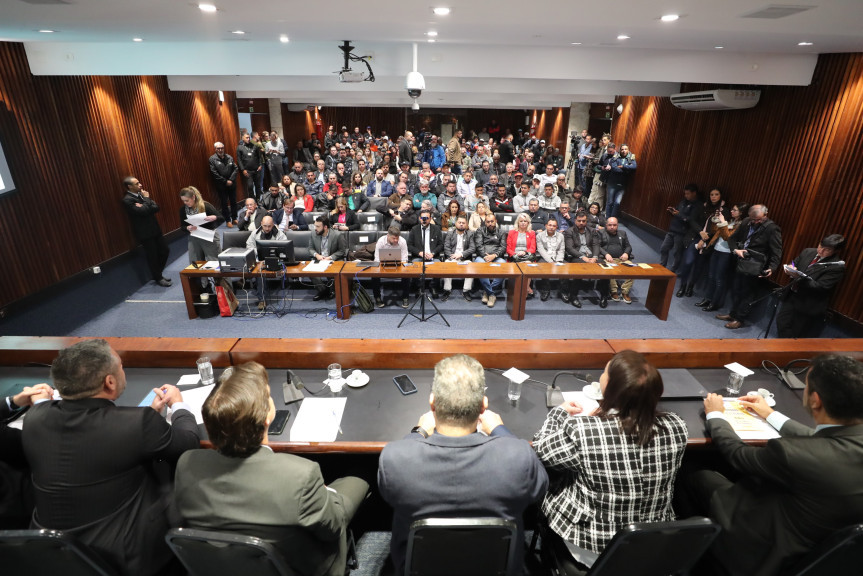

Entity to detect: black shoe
[441,290,450,302]
[313,291,327,301]
[695,299,710,307]
[572,297,582,308]
[375,296,385,308]
[599,297,608,308]
[703,304,720,312]
[462,291,473,302]
[540,291,550,302]
[325,289,334,300]
[676,289,685,298]
[561,293,571,303]
[526,291,535,300]
[430,288,439,299]
[157,278,172,287]
[684,285,694,297]
[401,298,409,309]
[160,276,173,285]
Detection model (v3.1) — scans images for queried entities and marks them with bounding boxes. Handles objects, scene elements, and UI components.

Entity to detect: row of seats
[223,229,401,260]
[297,209,525,231]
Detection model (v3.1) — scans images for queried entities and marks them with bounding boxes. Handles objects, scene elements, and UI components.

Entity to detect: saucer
[582,384,603,401]
[744,391,776,407]
[345,371,370,388]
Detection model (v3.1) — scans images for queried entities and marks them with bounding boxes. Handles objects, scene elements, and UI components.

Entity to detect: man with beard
[265,132,285,185]
[308,216,346,301]
[563,211,600,308]
[246,215,288,309]
[472,212,507,308]
[598,217,633,308]
[209,142,239,227]
[366,169,394,197]
[236,132,263,199]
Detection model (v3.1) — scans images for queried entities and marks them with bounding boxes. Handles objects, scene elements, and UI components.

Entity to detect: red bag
[215,279,239,317]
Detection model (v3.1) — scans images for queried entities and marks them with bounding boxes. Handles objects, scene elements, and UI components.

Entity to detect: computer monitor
[255,239,295,268]
[222,230,252,249]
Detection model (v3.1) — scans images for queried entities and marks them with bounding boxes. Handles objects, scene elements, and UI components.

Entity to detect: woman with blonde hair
[506,213,537,262]
[329,196,359,232]
[179,186,223,264]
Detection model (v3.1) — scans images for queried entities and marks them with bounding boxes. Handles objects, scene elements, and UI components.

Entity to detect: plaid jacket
[533,407,687,553]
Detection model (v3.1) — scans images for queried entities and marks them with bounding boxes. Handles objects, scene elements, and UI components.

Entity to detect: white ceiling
[4,0,862,108]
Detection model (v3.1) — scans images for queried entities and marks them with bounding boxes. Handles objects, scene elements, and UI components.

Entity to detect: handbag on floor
[352,281,375,313]
[216,279,239,316]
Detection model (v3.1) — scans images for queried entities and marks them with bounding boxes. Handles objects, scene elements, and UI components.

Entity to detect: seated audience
[329,197,359,232]
[378,354,548,576]
[472,212,507,308]
[563,211,600,308]
[371,226,411,308]
[237,197,267,232]
[533,350,687,569]
[175,362,369,576]
[536,218,564,300]
[246,216,287,310]
[598,217,634,307]
[310,216,346,300]
[275,196,309,232]
[506,213,536,262]
[469,202,489,231]
[490,183,515,213]
[22,339,199,575]
[441,215,475,301]
[259,182,289,213]
[585,201,606,231]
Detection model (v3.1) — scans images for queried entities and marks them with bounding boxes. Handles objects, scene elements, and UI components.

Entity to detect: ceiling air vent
[741,5,816,19]
[670,90,761,111]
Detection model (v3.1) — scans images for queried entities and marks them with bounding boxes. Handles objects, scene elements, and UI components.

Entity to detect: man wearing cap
[507,172,525,197]
[422,136,446,173]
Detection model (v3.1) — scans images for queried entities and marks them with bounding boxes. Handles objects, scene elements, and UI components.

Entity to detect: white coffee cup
[200,293,210,303]
[590,381,601,396]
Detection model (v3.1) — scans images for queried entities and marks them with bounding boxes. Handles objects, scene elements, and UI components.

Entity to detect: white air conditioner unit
[670,89,761,111]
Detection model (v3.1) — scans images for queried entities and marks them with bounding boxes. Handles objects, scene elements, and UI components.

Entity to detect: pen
[333,410,343,435]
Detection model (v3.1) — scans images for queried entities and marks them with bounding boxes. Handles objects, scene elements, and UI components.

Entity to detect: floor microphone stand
[752,273,806,339]
[399,225,450,328]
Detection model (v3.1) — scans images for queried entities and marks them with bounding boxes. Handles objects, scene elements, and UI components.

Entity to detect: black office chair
[790,524,863,576]
[0,529,119,576]
[165,527,292,576]
[284,230,312,261]
[303,211,325,226]
[349,230,384,254]
[495,212,518,228]
[358,212,383,231]
[405,517,518,576]
[222,230,252,249]
[537,517,720,576]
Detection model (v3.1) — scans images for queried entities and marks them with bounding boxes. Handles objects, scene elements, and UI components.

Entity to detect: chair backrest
[585,517,720,576]
[0,529,119,576]
[531,221,546,231]
[358,212,383,231]
[791,524,863,576]
[222,230,252,249]
[284,230,312,261]
[367,196,388,212]
[405,517,518,576]
[349,230,384,253]
[495,213,517,227]
[303,211,324,226]
[165,527,292,576]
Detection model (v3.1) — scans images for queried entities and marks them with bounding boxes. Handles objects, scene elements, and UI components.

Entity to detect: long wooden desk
[337,261,524,320]
[179,261,346,319]
[516,262,677,320]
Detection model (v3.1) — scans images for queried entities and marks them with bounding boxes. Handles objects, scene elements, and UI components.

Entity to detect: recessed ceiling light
[279,35,289,43]
[715,46,724,49]
[661,14,679,22]
[571,42,582,46]
[231,30,245,35]
[133,38,143,42]
[426,31,438,37]
[198,3,217,13]
[798,41,813,46]
[617,35,630,40]
[38,29,56,33]
[433,7,450,16]
[428,39,436,43]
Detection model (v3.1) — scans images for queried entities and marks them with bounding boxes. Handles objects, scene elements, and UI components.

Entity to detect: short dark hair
[51,339,117,400]
[387,225,401,236]
[315,215,329,227]
[122,176,136,189]
[597,350,664,446]
[807,355,863,422]
[684,183,700,195]
[203,362,271,457]
[821,234,845,251]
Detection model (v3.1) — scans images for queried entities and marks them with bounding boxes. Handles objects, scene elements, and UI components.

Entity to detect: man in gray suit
[309,215,347,300]
[690,354,863,576]
[378,354,548,576]
[175,362,368,576]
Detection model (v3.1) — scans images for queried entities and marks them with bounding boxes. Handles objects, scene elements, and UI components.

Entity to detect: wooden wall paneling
[609,53,863,326]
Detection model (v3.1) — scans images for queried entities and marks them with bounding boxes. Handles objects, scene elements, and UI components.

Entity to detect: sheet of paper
[201,261,220,270]
[561,391,600,416]
[169,384,215,425]
[176,374,201,387]
[185,213,208,226]
[303,260,333,272]
[290,397,347,442]
[638,263,653,269]
[783,264,806,278]
[724,362,755,377]
[722,398,780,440]
[501,367,529,384]
[190,226,216,242]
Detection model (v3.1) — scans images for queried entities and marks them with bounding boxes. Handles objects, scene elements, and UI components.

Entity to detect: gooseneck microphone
[546,372,593,409]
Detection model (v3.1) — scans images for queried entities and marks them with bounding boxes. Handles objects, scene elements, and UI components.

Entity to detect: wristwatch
[410,425,429,438]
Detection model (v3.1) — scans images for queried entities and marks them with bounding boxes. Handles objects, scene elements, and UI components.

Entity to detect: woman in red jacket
[507,212,537,262]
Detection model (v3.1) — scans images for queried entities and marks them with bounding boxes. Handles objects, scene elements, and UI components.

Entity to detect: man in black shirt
[121,176,171,287]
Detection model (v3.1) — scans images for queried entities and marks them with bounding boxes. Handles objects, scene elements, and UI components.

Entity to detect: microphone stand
[751,272,807,340]
[546,371,592,408]
[399,224,450,327]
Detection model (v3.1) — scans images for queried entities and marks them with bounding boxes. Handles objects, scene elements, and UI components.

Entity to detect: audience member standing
[208,141,239,227]
[236,133,263,200]
[121,175,171,287]
[659,184,701,273]
[179,186,224,264]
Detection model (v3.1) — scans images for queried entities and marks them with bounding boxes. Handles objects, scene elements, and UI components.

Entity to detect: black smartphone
[393,374,418,395]
[267,410,291,436]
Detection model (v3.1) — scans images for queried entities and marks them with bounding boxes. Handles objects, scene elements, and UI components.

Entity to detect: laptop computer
[378,247,402,264]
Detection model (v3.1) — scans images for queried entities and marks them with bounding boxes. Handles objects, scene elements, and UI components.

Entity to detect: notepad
[721,398,780,440]
[303,260,333,272]
[290,397,347,442]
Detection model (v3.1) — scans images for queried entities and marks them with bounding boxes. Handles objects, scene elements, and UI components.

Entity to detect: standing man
[209,141,239,227]
[598,217,634,307]
[604,144,637,219]
[689,355,863,576]
[717,204,783,330]
[447,129,464,174]
[266,132,285,185]
[660,184,701,273]
[777,234,846,338]
[378,354,548,576]
[122,176,171,287]
[587,134,611,209]
[22,339,199,575]
[236,132,263,200]
[399,132,414,168]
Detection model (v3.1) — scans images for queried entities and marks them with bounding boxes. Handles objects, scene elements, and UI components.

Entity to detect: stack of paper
[722,398,780,440]
[290,397,346,442]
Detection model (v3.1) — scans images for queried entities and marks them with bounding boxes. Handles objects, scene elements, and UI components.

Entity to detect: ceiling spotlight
[280,35,289,43]
[571,42,582,45]
[433,7,450,16]
[133,38,143,42]
[428,39,436,43]
[798,41,813,46]
[231,30,245,35]
[661,14,679,22]
[715,46,724,49]
[617,35,630,40]
[38,29,56,33]
[426,31,438,37]
[198,3,217,13]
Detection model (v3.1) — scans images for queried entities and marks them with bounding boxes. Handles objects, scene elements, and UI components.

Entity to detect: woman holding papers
[532,350,688,568]
[179,186,225,264]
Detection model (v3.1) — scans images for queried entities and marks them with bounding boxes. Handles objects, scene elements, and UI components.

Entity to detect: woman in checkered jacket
[533,350,688,565]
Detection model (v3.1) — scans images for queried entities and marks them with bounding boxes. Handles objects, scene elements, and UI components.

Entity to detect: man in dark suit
[309,216,346,300]
[22,339,200,576]
[717,204,783,329]
[563,211,600,308]
[378,354,548,576]
[175,362,368,576]
[274,196,309,232]
[691,355,863,576]
[408,208,444,298]
[122,176,171,287]
[777,234,846,338]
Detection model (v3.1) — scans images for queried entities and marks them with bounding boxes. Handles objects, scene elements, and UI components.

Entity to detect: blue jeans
[605,184,625,219]
[474,256,505,295]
